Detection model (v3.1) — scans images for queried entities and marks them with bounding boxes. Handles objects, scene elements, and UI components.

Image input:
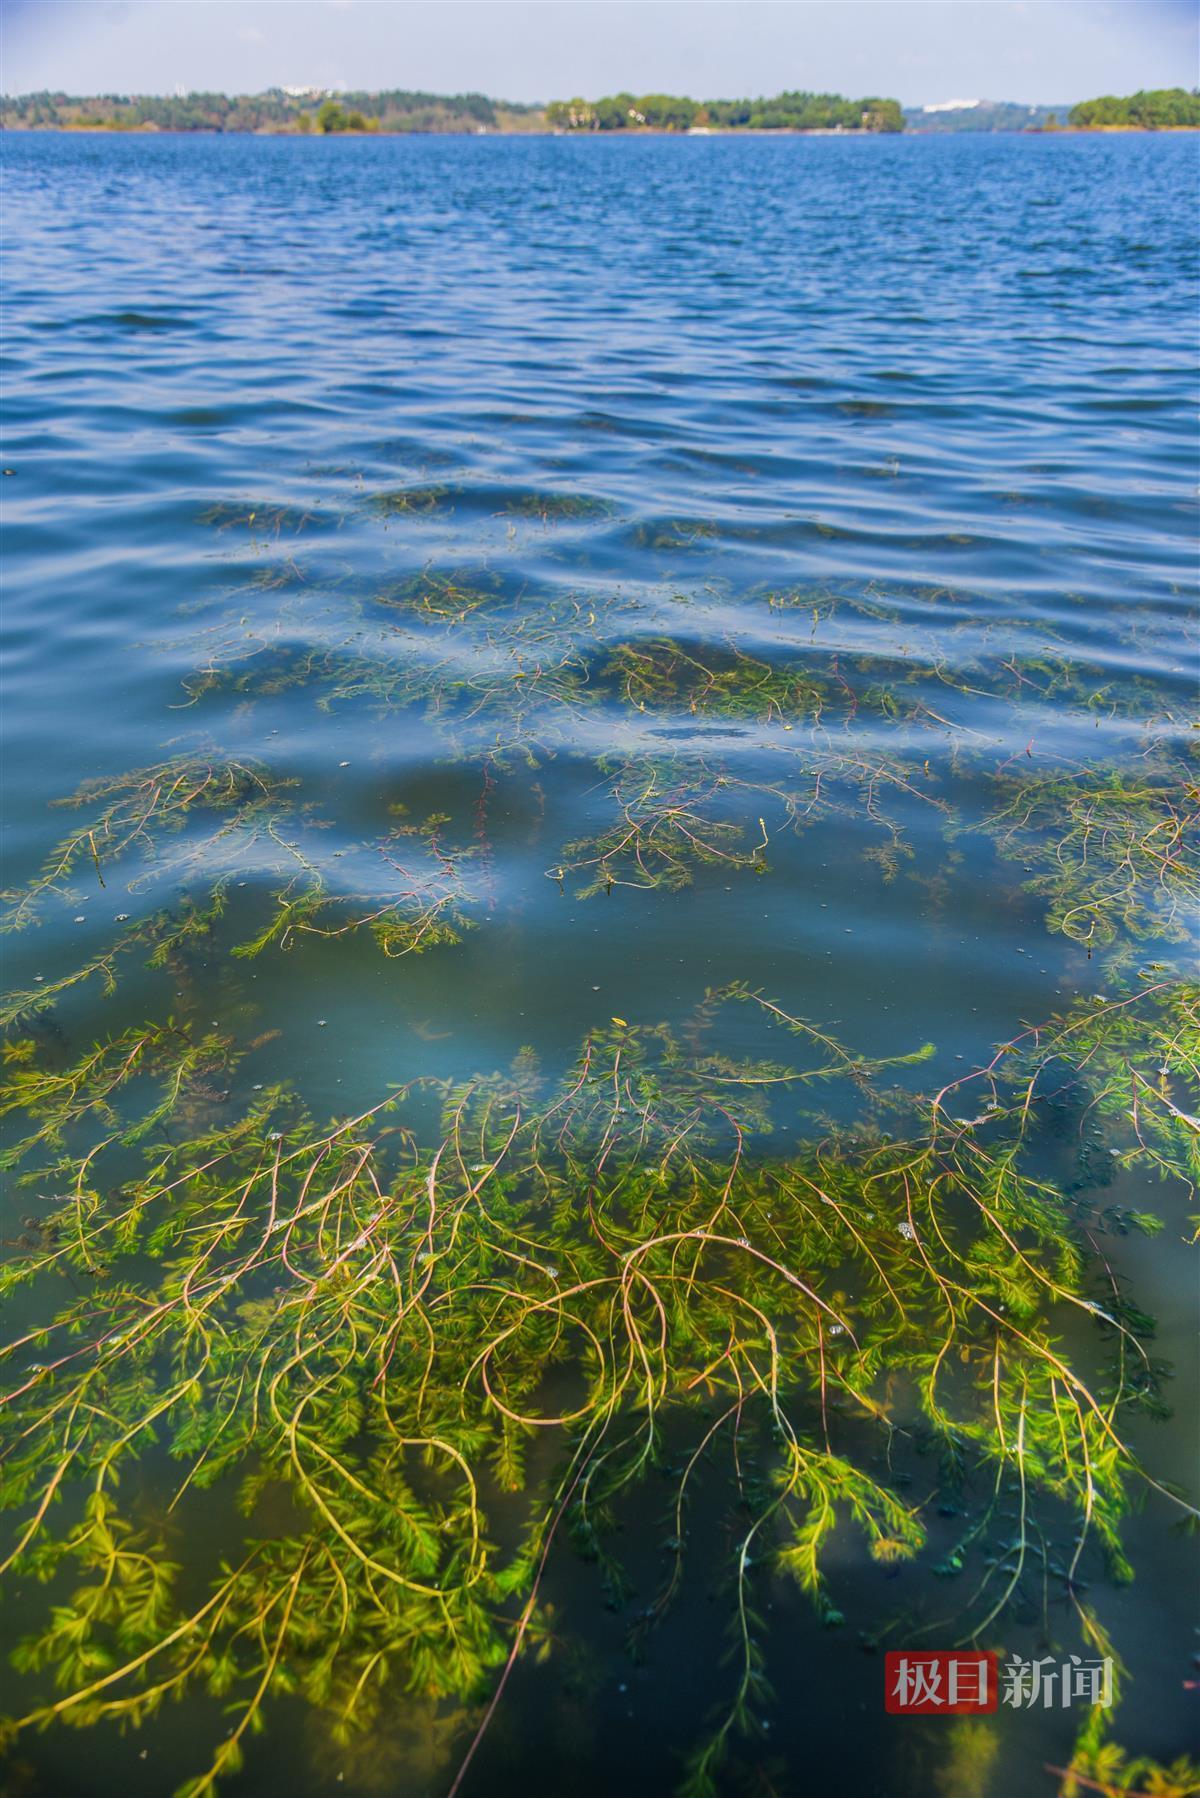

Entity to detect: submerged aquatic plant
[1056,1742,1200,1798]
[371,482,453,516]
[2,502,1197,1795]
[0,758,289,933]
[494,491,613,522]
[0,760,480,1025]
[986,764,1200,952]
[550,760,769,895]
[226,808,478,963]
[0,983,1194,1796]
[371,568,506,626]
[600,638,826,723]
[198,501,339,540]
[548,748,945,897]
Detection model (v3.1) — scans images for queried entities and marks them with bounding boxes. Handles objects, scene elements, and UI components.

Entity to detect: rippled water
[1,131,1196,1798]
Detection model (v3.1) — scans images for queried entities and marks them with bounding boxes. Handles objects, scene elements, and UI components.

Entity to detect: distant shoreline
[4,122,1198,138]
[5,83,1196,136]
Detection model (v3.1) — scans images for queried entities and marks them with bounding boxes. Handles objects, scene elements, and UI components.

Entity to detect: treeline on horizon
[0,85,904,134]
[1068,87,1200,128]
[544,90,903,131]
[0,88,535,133]
[1,84,1196,136]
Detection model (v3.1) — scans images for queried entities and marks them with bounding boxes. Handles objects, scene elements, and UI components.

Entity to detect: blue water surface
[1,129,1197,1798]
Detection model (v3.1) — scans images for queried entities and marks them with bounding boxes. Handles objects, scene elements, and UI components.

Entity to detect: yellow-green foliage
[0,985,1195,1795]
[987,766,1199,947]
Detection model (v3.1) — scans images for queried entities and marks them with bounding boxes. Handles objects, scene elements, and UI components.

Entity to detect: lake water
[1,130,1196,1798]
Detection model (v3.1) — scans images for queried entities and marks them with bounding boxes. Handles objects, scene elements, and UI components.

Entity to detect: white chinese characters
[1001,1654,1113,1709]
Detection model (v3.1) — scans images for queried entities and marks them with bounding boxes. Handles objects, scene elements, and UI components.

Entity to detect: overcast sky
[2,0,1196,107]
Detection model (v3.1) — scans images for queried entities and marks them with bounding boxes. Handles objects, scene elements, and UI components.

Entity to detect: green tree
[546,87,904,134]
[1070,87,1200,128]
